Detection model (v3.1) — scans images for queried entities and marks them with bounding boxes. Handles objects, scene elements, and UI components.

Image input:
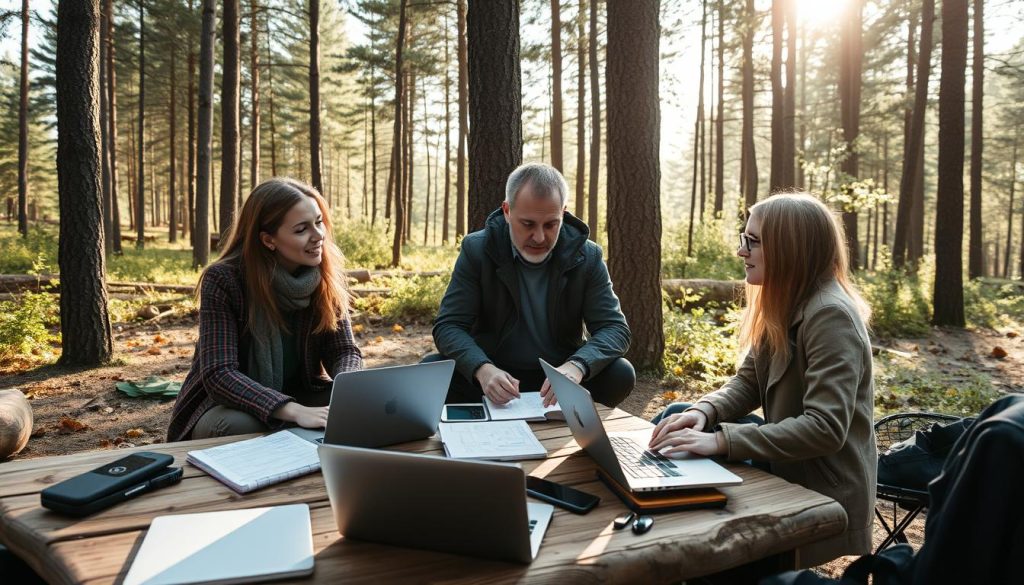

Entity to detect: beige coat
[689,279,876,567]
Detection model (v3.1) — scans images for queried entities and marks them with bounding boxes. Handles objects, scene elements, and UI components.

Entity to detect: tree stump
[0,389,33,459]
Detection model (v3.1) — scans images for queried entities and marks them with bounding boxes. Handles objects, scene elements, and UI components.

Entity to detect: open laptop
[540,359,742,492]
[290,360,455,448]
[318,444,553,564]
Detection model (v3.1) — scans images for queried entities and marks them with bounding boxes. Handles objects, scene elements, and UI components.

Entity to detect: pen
[123,467,184,498]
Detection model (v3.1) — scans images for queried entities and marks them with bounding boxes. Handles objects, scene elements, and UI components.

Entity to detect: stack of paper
[186,431,320,494]
[485,392,565,422]
[438,420,548,461]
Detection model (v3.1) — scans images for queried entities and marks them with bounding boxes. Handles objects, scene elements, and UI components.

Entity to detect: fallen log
[0,389,33,459]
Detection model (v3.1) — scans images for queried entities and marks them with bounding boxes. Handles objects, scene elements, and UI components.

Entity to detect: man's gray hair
[505,163,568,208]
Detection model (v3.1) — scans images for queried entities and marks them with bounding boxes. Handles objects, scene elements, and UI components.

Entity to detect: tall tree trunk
[797,25,806,189]
[56,0,113,366]
[713,0,724,215]
[17,0,29,237]
[105,0,122,253]
[893,0,933,268]
[932,0,968,326]
[390,0,408,267]
[467,0,522,231]
[194,0,216,268]
[687,0,706,262]
[550,0,563,171]
[423,77,431,246]
[574,0,586,221]
[100,1,112,257]
[169,43,178,243]
[442,8,451,243]
[967,0,984,278]
[370,63,378,227]
[220,0,240,241]
[136,0,146,249]
[769,0,784,192]
[783,0,796,187]
[606,0,663,371]
[309,0,323,194]
[1004,137,1017,278]
[456,0,468,237]
[839,0,863,269]
[740,0,757,214]
[265,14,278,176]
[404,66,414,243]
[250,0,260,188]
[185,0,195,244]
[586,0,599,240]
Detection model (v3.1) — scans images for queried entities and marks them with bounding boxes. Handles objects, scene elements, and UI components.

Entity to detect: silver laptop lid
[539,359,631,487]
[318,444,536,563]
[324,360,454,448]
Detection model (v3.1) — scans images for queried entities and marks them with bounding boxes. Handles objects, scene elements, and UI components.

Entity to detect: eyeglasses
[738,233,761,252]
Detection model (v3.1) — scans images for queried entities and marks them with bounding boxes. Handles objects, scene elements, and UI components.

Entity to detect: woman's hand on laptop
[272,402,330,429]
[649,410,707,449]
[539,363,583,407]
[475,364,521,404]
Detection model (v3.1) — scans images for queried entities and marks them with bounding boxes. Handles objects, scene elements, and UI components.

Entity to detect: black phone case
[526,478,600,514]
[40,452,174,516]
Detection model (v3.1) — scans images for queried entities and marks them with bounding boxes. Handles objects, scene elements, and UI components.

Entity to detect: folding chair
[873,412,960,553]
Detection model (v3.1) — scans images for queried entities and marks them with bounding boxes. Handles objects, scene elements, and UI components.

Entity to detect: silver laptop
[318,444,554,563]
[291,360,455,448]
[540,359,742,492]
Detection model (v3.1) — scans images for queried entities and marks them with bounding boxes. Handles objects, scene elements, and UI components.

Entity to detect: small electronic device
[41,452,177,516]
[441,403,489,422]
[613,511,636,530]
[631,515,655,535]
[525,475,600,514]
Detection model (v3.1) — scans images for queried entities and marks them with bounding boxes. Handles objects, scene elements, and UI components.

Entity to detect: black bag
[876,418,974,491]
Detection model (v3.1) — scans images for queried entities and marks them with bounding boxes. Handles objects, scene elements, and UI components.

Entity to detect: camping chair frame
[873,411,961,553]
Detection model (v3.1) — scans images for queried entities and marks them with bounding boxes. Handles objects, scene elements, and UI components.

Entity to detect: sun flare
[794,0,850,29]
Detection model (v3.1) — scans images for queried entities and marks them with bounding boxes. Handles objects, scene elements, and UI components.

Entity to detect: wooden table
[0,407,847,584]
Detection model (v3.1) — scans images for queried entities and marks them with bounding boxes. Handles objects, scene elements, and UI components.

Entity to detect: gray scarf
[247,266,321,392]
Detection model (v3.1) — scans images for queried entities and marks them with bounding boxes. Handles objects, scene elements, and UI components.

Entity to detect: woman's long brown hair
[739,193,870,361]
[197,178,349,337]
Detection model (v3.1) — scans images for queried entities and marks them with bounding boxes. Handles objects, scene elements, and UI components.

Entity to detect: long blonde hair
[199,177,350,335]
[739,193,870,360]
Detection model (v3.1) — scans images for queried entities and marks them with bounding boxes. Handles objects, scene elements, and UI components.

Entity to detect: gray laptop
[318,444,554,563]
[540,359,742,492]
[291,360,455,448]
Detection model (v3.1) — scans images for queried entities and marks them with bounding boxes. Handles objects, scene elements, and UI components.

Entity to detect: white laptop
[540,359,742,492]
[318,444,553,563]
[290,360,455,448]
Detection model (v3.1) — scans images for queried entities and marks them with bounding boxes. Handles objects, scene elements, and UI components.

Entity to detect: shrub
[0,226,58,274]
[355,275,450,324]
[662,216,745,280]
[874,353,1002,418]
[334,219,392,269]
[0,291,59,362]
[858,252,931,338]
[107,246,201,285]
[963,279,1024,330]
[662,296,742,393]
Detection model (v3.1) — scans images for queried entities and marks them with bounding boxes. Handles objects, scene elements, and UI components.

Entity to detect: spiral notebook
[186,431,320,494]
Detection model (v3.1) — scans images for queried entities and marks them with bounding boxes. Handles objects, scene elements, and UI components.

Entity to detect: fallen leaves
[392,324,405,333]
[991,346,1008,359]
[58,416,89,433]
[352,323,365,334]
[125,428,146,438]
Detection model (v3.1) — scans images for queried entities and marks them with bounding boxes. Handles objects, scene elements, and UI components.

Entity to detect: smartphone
[41,452,175,516]
[441,403,489,422]
[526,475,600,514]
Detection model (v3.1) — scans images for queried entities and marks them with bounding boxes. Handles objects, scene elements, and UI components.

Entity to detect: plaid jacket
[167,261,362,441]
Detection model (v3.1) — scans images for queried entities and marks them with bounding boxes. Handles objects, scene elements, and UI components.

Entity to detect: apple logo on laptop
[573,406,585,428]
[384,398,398,415]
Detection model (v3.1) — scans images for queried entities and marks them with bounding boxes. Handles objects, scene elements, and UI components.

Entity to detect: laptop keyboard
[609,436,682,479]
[528,519,537,534]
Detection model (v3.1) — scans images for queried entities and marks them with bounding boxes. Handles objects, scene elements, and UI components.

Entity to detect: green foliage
[857,252,931,338]
[335,219,393,269]
[963,280,1024,330]
[662,295,741,393]
[662,217,745,280]
[874,353,1002,418]
[354,275,450,324]
[0,225,59,274]
[106,245,201,285]
[0,291,59,362]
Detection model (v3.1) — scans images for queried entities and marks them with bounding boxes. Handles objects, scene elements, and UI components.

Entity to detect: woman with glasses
[649,193,875,567]
[167,178,362,441]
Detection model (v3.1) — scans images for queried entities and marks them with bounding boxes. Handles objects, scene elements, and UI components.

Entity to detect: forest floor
[2,310,1023,577]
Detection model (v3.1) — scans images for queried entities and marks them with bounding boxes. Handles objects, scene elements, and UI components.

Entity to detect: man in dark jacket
[426,163,634,407]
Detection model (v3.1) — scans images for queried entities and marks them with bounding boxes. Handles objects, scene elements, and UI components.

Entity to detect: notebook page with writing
[186,431,320,494]
[438,420,548,461]
[484,392,564,422]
